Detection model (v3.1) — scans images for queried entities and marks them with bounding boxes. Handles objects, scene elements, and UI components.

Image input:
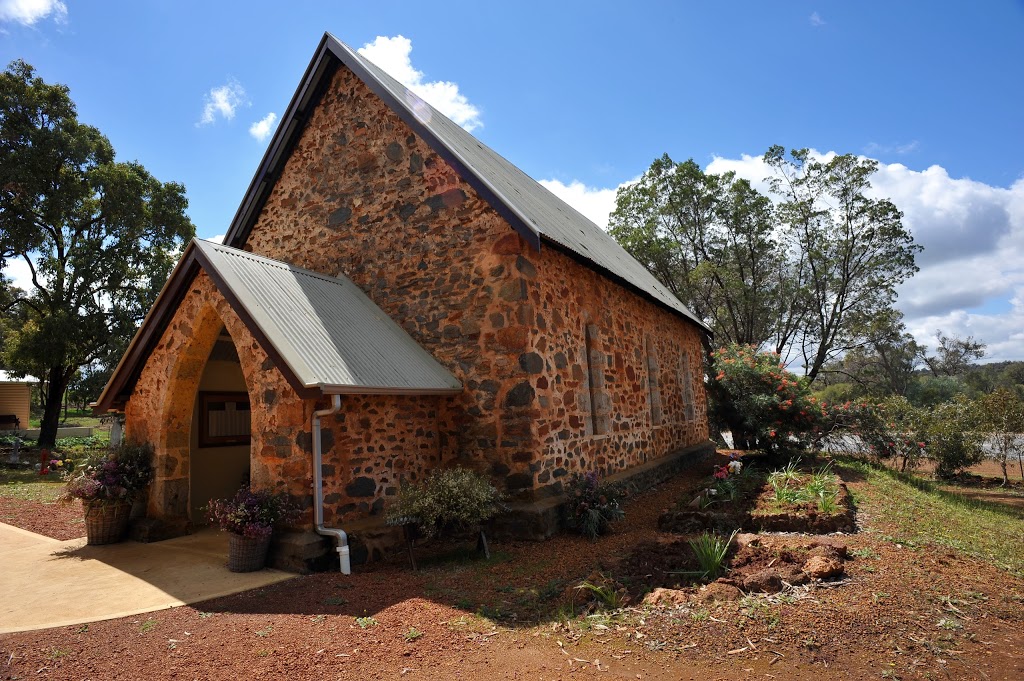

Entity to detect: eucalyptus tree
[0,60,194,447]
[609,155,802,355]
[764,146,921,381]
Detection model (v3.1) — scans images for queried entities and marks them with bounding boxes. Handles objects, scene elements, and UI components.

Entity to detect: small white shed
[0,371,37,432]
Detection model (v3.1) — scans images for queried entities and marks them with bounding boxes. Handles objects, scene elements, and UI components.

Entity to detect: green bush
[926,396,985,479]
[385,468,505,538]
[851,396,929,472]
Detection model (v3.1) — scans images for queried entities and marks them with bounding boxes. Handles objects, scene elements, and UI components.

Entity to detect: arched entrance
[188,327,252,523]
[148,302,257,527]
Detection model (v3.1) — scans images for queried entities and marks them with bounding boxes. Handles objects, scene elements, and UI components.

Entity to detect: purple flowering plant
[58,441,154,504]
[206,485,299,540]
[563,471,625,540]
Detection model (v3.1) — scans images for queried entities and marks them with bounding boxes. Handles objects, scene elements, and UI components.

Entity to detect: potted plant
[58,441,154,545]
[206,485,298,572]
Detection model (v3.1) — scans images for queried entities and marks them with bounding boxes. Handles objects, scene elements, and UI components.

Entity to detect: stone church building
[95,34,713,569]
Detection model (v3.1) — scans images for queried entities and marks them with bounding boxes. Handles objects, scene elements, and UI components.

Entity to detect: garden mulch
[1,451,1022,679]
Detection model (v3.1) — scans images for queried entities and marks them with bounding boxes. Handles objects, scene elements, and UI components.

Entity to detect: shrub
[58,441,154,504]
[562,471,625,540]
[206,485,299,540]
[847,396,928,472]
[926,395,985,479]
[385,467,505,538]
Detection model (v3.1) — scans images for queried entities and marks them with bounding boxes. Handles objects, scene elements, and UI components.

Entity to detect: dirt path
[2,454,1022,679]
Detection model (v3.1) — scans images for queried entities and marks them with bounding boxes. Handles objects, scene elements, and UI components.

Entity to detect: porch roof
[94,239,462,412]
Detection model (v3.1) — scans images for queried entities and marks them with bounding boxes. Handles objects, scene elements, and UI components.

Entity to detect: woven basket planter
[227,533,272,572]
[83,499,133,545]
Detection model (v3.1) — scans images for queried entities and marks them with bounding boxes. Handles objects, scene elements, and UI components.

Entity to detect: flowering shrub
[562,471,625,540]
[385,468,505,538]
[206,485,300,540]
[58,441,153,504]
[708,344,827,454]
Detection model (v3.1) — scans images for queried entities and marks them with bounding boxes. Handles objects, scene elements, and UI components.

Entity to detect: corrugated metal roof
[194,239,462,395]
[223,34,710,334]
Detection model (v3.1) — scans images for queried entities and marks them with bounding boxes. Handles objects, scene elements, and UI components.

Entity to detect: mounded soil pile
[747,481,857,533]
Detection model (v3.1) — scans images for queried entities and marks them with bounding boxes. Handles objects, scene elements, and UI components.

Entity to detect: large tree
[0,60,194,447]
[764,147,921,380]
[609,155,804,355]
[610,148,920,384]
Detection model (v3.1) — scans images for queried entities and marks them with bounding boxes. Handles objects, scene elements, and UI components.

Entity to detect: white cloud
[1,256,41,292]
[248,112,277,141]
[0,0,66,25]
[197,79,248,126]
[358,35,482,132]
[552,151,1024,362]
[208,234,226,244]
[809,12,825,27]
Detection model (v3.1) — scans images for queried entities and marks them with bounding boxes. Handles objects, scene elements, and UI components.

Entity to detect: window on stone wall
[680,352,696,422]
[584,324,610,435]
[646,338,663,426]
[198,391,252,447]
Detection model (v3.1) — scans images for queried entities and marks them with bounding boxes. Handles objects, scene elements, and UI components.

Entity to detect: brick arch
[147,301,231,520]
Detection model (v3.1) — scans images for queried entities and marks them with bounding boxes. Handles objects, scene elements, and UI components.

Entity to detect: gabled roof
[93,239,462,412]
[223,33,710,335]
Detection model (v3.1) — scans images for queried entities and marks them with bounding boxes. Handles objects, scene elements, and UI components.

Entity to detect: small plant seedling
[77,624,89,633]
[355,616,378,629]
[198,611,214,619]
[139,618,157,634]
[690,608,709,622]
[255,626,273,637]
[851,547,878,559]
[688,530,738,580]
[574,579,624,609]
[404,627,424,642]
[309,615,326,624]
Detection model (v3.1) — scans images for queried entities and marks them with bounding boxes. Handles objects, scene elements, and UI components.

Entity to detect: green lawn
[841,459,1024,576]
[28,408,108,430]
[0,467,66,503]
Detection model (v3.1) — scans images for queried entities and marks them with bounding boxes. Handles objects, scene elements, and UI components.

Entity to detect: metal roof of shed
[93,239,462,412]
[222,33,710,335]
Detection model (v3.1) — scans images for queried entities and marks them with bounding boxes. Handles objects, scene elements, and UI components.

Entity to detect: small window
[198,391,251,447]
[646,338,663,426]
[680,352,696,422]
[584,324,609,435]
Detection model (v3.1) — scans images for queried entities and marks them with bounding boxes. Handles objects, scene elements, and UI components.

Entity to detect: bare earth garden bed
[2,452,1023,679]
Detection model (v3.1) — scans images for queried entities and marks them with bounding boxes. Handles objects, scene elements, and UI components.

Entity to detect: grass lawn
[0,467,65,504]
[840,458,1024,576]
[28,408,108,430]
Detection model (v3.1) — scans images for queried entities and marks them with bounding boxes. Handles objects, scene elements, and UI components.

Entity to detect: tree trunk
[38,366,72,449]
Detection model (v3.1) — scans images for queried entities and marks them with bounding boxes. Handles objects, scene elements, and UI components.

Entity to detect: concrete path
[0,523,295,634]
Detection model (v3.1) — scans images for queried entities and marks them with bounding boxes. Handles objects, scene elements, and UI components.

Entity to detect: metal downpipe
[312,395,350,574]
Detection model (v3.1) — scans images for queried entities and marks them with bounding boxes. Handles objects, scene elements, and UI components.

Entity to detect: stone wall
[236,62,709,506]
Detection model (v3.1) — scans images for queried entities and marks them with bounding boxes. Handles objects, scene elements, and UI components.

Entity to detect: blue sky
[2,1,1023,362]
